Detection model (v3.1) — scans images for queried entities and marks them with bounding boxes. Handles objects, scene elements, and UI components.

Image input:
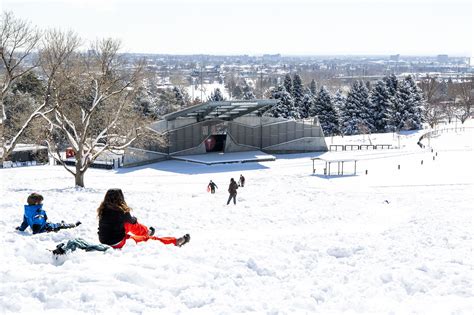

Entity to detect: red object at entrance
[205,136,216,152]
[65,147,75,158]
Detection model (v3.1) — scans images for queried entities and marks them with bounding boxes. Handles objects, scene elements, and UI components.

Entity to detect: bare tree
[455,76,473,123]
[0,11,42,162]
[43,37,148,187]
[419,75,444,128]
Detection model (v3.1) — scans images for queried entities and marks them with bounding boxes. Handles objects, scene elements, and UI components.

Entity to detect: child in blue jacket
[16,193,81,234]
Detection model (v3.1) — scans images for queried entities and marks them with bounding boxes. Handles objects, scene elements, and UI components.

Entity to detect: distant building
[1,144,48,168]
[390,54,400,62]
[263,54,281,62]
[437,54,449,63]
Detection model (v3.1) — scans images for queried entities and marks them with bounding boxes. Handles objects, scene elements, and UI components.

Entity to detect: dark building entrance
[205,135,226,152]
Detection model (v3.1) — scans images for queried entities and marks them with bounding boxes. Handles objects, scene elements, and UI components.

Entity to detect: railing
[418,126,472,148]
[329,144,392,151]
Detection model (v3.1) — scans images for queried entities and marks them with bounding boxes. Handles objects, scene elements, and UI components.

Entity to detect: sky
[1,0,472,56]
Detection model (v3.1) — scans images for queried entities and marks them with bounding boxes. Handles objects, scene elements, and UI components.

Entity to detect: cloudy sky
[2,0,472,56]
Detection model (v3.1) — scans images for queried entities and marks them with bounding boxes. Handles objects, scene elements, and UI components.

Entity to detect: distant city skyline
[2,0,472,57]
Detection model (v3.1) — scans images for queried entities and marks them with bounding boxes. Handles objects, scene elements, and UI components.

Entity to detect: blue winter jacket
[18,204,48,234]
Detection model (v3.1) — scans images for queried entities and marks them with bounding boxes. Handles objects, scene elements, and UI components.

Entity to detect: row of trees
[1,12,151,187]
[268,73,426,136]
[419,75,473,127]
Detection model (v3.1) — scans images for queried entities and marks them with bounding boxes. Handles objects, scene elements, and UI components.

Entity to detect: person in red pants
[97,188,190,249]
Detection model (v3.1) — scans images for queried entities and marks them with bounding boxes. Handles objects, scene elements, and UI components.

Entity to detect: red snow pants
[111,222,177,249]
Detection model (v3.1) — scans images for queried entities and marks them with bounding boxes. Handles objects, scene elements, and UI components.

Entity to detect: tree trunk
[75,171,85,187]
[75,157,85,187]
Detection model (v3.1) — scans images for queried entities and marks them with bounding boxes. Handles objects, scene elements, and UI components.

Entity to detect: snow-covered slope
[0,122,472,314]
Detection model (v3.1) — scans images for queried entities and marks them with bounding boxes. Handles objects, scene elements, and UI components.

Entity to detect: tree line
[266,73,472,136]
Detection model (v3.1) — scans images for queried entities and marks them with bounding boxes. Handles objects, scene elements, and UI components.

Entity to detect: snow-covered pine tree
[369,80,393,132]
[340,81,373,135]
[232,85,243,99]
[309,79,317,95]
[394,79,414,130]
[383,74,401,131]
[133,86,154,118]
[173,86,186,107]
[403,76,424,129]
[332,90,346,133]
[292,74,305,117]
[267,85,299,119]
[357,81,374,133]
[242,82,256,100]
[208,88,225,101]
[313,86,339,136]
[283,74,293,95]
[301,93,314,119]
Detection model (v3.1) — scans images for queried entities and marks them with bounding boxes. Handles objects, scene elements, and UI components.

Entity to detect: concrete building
[124,100,328,166]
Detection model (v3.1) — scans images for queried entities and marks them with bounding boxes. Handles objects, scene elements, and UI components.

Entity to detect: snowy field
[0,122,473,314]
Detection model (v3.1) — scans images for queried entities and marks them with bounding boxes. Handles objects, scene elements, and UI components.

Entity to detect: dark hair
[27,193,43,205]
[97,188,131,218]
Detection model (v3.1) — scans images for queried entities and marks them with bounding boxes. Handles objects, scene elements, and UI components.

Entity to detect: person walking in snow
[97,188,190,249]
[226,178,239,205]
[16,193,81,234]
[239,174,245,187]
[208,180,218,194]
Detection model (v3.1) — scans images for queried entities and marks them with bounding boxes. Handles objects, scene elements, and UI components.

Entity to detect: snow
[0,121,473,314]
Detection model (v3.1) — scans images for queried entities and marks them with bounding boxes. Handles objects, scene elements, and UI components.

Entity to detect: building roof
[162,99,278,121]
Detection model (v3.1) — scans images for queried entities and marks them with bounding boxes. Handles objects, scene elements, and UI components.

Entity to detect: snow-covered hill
[0,122,472,314]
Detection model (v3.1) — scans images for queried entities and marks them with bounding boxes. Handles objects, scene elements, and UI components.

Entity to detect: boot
[52,243,66,255]
[176,234,190,247]
[148,226,155,236]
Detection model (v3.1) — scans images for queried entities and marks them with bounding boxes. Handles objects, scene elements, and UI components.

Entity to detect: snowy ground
[0,122,473,314]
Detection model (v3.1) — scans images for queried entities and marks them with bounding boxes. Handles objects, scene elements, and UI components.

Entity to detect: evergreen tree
[283,74,293,94]
[309,79,317,95]
[133,86,154,118]
[173,86,186,107]
[403,76,424,129]
[242,82,256,100]
[383,74,401,131]
[292,74,305,117]
[340,81,373,135]
[267,85,299,119]
[332,90,346,133]
[12,72,45,99]
[312,86,339,136]
[357,82,374,132]
[232,85,243,99]
[301,93,314,119]
[369,80,392,132]
[208,88,225,101]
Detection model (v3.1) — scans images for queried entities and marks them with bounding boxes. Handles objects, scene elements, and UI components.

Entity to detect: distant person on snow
[227,178,239,205]
[97,188,190,249]
[239,174,245,187]
[208,180,218,194]
[16,193,81,234]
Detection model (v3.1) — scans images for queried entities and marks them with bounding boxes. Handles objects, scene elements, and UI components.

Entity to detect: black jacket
[98,206,137,245]
[228,181,238,195]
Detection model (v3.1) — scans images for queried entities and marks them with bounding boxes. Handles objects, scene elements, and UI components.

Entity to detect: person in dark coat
[226,178,239,205]
[208,180,218,194]
[239,174,245,187]
[97,188,190,248]
[16,193,81,234]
